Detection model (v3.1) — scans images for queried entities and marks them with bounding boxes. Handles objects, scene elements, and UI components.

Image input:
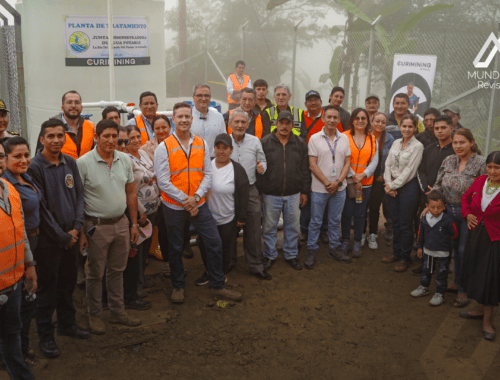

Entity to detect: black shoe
[286,257,303,270]
[252,270,272,280]
[304,249,317,269]
[262,258,275,270]
[183,245,194,259]
[143,277,155,289]
[411,265,423,276]
[125,298,152,311]
[39,340,61,358]
[57,324,91,340]
[195,271,209,286]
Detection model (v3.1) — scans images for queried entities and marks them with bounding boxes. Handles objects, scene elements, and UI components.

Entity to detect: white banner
[64,15,150,66]
[389,54,437,119]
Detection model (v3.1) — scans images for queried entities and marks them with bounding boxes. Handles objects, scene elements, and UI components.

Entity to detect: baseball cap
[0,100,9,112]
[214,133,233,147]
[277,111,293,122]
[365,94,380,102]
[305,90,321,101]
[442,105,460,116]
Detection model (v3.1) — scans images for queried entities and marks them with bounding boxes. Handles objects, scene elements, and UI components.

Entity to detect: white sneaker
[367,233,378,250]
[361,233,366,247]
[429,293,444,306]
[410,285,430,298]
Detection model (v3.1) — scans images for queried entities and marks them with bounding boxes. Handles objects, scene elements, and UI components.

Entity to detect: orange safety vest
[344,130,377,186]
[61,120,94,159]
[0,178,25,291]
[226,110,263,139]
[161,135,206,207]
[135,115,158,146]
[227,74,250,104]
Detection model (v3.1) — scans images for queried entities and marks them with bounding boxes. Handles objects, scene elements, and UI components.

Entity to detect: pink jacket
[139,136,160,162]
[461,175,500,242]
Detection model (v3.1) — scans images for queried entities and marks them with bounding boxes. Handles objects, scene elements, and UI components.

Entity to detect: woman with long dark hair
[339,108,378,258]
[382,114,424,272]
[459,151,500,340]
[431,128,486,308]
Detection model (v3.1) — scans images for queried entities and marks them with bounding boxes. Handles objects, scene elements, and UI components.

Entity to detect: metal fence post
[484,23,500,156]
[366,15,381,97]
[291,19,303,106]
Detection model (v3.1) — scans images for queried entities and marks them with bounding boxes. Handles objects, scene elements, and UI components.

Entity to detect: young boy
[410,190,458,306]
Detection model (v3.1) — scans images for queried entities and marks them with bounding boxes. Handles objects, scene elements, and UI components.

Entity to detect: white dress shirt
[191,107,226,158]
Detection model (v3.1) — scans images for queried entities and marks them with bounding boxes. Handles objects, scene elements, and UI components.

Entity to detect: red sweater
[461,175,500,242]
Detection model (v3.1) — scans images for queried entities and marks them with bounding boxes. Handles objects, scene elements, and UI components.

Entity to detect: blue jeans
[0,282,35,380]
[300,197,328,234]
[307,189,346,252]
[341,186,372,242]
[163,203,225,289]
[387,178,419,262]
[447,204,468,294]
[262,193,300,260]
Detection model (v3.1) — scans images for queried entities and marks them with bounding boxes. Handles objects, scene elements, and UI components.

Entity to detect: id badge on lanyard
[323,132,339,178]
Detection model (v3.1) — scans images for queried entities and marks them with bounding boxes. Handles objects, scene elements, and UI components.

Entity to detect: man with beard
[36,91,94,159]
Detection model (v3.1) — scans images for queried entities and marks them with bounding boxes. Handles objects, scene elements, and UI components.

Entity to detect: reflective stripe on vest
[227,110,263,139]
[227,74,250,104]
[61,120,94,159]
[0,178,25,291]
[160,135,206,207]
[267,106,303,136]
[135,115,154,146]
[344,130,377,186]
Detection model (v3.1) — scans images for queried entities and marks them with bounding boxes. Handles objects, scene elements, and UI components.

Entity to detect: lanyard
[323,131,339,163]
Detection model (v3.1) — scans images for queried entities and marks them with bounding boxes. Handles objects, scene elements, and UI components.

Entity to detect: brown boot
[210,287,242,301]
[109,312,141,326]
[171,288,185,303]
[88,315,106,334]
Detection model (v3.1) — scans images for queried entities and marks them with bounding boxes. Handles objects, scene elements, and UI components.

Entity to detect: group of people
[1,59,500,380]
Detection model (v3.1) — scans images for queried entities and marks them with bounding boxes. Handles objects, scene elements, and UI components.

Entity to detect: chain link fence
[0,25,21,135]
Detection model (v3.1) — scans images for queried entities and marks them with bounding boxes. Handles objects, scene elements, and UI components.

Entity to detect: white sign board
[65,15,150,66]
[389,54,437,118]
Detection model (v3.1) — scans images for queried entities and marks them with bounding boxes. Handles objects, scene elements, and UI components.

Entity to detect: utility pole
[366,15,381,97]
[107,0,115,101]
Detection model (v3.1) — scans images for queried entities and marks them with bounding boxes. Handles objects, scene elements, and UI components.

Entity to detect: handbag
[346,178,357,199]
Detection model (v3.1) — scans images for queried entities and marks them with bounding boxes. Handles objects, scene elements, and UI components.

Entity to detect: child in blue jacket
[411,190,458,306]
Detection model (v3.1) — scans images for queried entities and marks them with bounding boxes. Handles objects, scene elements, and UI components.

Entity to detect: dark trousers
[300,196,328,234]
[0,282,35,380]
[163,203,225,289]
[123,250,139,303]
[20,235,38,355]
[199,219,237,274]
[34,236,78,342]
[420,254,450,295]
[387,178,419,262]
[155,207,192,263]
[366,180,392,234]
[341,186,372,242]
[447,204,469,294]
[242,185,264,273]
[137,213,156,293]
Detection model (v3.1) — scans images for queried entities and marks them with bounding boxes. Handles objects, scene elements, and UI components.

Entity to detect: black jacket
[231,159,249,224]
[256,131,310,196]
[417,142,454,193]
[416,129,438,148]
[416,213,457,252]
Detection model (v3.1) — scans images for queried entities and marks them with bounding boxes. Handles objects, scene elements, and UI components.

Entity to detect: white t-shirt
[207,161,235,225]
[308,128,351,194]
[482,179,500,212]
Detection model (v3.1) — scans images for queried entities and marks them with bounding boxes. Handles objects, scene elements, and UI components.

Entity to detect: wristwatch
[337,179,343,186]
[194,194,201,203]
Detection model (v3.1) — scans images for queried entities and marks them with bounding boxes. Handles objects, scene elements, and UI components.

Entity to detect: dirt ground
[4,227,500,380]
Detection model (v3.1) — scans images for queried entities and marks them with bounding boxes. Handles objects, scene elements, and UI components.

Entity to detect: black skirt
[461,222,500,306]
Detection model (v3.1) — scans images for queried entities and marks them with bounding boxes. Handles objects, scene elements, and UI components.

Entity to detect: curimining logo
[468,32,500,89]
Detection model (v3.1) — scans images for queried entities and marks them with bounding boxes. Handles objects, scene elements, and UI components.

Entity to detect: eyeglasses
[0,154,6,161]
[194,94,211,99]
[118,139,131,146]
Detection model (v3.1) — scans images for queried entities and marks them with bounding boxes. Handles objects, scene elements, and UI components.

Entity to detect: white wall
[17,0,166,148]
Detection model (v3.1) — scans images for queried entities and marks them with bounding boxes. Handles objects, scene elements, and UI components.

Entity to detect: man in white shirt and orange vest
[223,88,264,139]
[154,102,242,304]
[0,142,37,380]
[126,91,159,146]
[226,60,252,111]
[36,91,95,160]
